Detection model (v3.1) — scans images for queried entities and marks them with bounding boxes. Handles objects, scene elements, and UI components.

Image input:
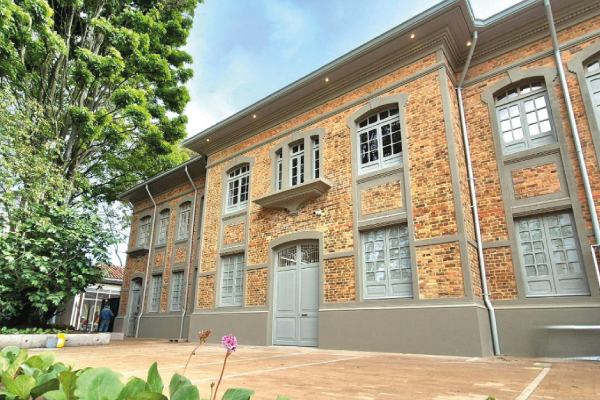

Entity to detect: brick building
[115,0,600,357]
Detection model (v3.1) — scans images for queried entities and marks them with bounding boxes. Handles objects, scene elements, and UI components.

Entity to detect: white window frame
[177,202,192,239]
[220,254,244,307]
[585,58,600,128]
[156,209,170,245]
[149,275,162,312]
[362,225,412,300]
[289,142,305,187]
[312,137,320,179]
[276,151,283,190]
[226,166,250,213]
[357,107,402,174]
[138,216,151,247]
[495,81,557,154]
[170,271,184,311]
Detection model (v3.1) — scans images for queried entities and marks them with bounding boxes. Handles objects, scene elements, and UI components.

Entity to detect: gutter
[135,184,157,338]
[456,31,501,355]
[543,0,600,248]
[180,166,199,340]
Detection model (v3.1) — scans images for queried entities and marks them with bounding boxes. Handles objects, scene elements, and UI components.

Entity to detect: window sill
[126,247,149,256]
[253,179,331,216]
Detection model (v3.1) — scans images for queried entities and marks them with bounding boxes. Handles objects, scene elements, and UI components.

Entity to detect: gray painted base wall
[319,306,494,357]
[496,306,600,357]
[188,312,269,346]
[113,317,125,334]
[137,315,191,340]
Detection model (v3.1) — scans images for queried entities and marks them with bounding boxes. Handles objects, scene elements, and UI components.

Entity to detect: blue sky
[182,0,524,138]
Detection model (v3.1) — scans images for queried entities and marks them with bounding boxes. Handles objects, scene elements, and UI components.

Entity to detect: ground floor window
[150,275,162,312]
[220,254,244,306]
[362,225,412,299]
[516,212,590,296]
[170,271,184,311]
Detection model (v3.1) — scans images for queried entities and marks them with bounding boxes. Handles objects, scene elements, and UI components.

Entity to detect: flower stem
[212,352,230,400]
[182,343,202,376]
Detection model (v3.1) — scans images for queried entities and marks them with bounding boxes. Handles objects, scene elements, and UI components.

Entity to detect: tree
[0,0,201,204]
[0,201,112,326]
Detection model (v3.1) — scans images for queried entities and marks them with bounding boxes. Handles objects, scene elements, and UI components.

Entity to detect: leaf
[1,348,19,362]
[48,364,69,375]
[20,364,41,379]
[59,371,78,400]
[118,378,146,400]
[127,392,168,400]
[220,389,255,400]
[44,390,67,400]
[74,368,123,400]
[6,350,27,379]
[25,356,44,370]
[276,397,293,400]
[6,374,36,400]
[31,377,59,399]
[0,390,17,400]
[168,374,191,398]
[144,363,163,394]
[0,359,9,374]
[170,385,198,400]
[37,352,56,370]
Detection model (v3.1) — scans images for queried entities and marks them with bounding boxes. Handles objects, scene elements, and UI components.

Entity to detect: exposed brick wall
[223,222,245,245]
[512,163,561,200]
[118,291,129,315]
[417,242,465,299]
[324,256,356,303]
[154,252,165,267]
[175,247,187,264]
[197,275,215,309]
[245,268,267,306]
[483,247,518,301]
[468,243,482,299]
[361,181,402,216]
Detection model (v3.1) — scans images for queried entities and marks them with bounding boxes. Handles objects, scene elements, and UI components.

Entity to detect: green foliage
[0,347,292,400]
[0,327,73,335]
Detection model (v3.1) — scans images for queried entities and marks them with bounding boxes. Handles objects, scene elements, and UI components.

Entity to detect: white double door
[273,243,319,347]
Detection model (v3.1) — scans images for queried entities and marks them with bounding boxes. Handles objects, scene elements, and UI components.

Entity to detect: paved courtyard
[31,339,600,400]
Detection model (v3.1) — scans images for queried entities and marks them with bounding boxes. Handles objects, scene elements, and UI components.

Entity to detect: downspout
[181,166,198,340]
[544,0,600,247]
[456,31,501,355]
[136,184,156,338]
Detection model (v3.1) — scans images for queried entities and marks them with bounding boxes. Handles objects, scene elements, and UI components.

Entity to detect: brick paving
[30,339,600,400]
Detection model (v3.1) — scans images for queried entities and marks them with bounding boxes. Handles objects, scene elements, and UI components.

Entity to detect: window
[276,151,283,190]
[150,275,162,312]
[290,142,305,186]
[156,209,170,245]
[220,254,244,306]
[357,107,402,174]
[170,271,184,311]
[585,59,600,124]
[362,225,412,299]
[226,166,250,213]
[312,137,320,179]
[178,202,191,239]
[138,216,151,247]
[516,212,589,297]
[495,81,556,154]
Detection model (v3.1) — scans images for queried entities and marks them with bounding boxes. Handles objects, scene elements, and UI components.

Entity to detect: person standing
[99,304,114,332]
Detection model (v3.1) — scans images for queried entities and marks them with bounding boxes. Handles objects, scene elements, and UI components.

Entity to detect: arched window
[584,57,600,122]
[138,216,151,247]
[494,80,557,154]
[177,202,192,239]
[156,209,170,245]
[226,165,250,213]
[357,107,402,174]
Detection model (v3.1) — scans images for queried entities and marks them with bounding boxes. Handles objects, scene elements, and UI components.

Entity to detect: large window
[362,225,412,299]
[357,107,402,174]
[226,166,250,213]
[177,202,191,239]
[150,275,162,312]
[516,212,589,297]
[138,216,151,247]
[220,254,244,307]
[271,130,323,193]
[585,58,600,124]
[290,142,305,186]
[156,209,170,245]
[170,271,184,311]
[495,81,556,154]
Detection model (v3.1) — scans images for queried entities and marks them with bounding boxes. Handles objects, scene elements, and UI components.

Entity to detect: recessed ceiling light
[206,139,210,142]
[325,77,329,82]
[467,41,472,46]
[410,33,415,39]
[253,114,257,119]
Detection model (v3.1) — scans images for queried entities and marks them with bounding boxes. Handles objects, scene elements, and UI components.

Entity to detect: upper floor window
[290,142,305,186]
[156,209,170,245]
[495,81,557,154]
[177,202,192,239]
[276,151,283,190]
[138,216,151,247]
[227,166,250,213]
[312,137,320,179]
[357,107,402,174]
[585,58,600,122]
[272,131,324,193]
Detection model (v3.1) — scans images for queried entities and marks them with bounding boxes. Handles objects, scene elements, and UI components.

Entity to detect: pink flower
[221,334,237,353]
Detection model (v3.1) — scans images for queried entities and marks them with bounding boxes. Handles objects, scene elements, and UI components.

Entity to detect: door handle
[301,314,308,317]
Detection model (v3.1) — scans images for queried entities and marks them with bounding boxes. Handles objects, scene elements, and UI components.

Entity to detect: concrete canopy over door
[273,242,319,346]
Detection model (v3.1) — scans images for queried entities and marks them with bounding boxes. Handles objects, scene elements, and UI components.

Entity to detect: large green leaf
[0,390,17,400]
[19,365,41,379]
[25,356,44,371]
[170,385,198,400]
[127,392,168,400]
[145,363,163,394]
[5,374,36,400]
[74,368,123,400]
[59,371,78,400]
[1,348,20,361]
[31,377,59,399]
[220,389,255,400]
[168,374,191,398]
[0,359,9,374]
[5,350,27,379]
[118,378,146,400]
[48,364,69,375]
[44,390,67,400]
[37,352,56,370]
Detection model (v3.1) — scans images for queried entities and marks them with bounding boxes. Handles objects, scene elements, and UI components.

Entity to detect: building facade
[115,0,600,357]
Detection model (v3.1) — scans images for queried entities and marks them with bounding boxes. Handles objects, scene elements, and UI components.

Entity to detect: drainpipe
[181,166,199,340]
[544,0,600,249]
[136,184,157,338]
[456,31,501,355]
